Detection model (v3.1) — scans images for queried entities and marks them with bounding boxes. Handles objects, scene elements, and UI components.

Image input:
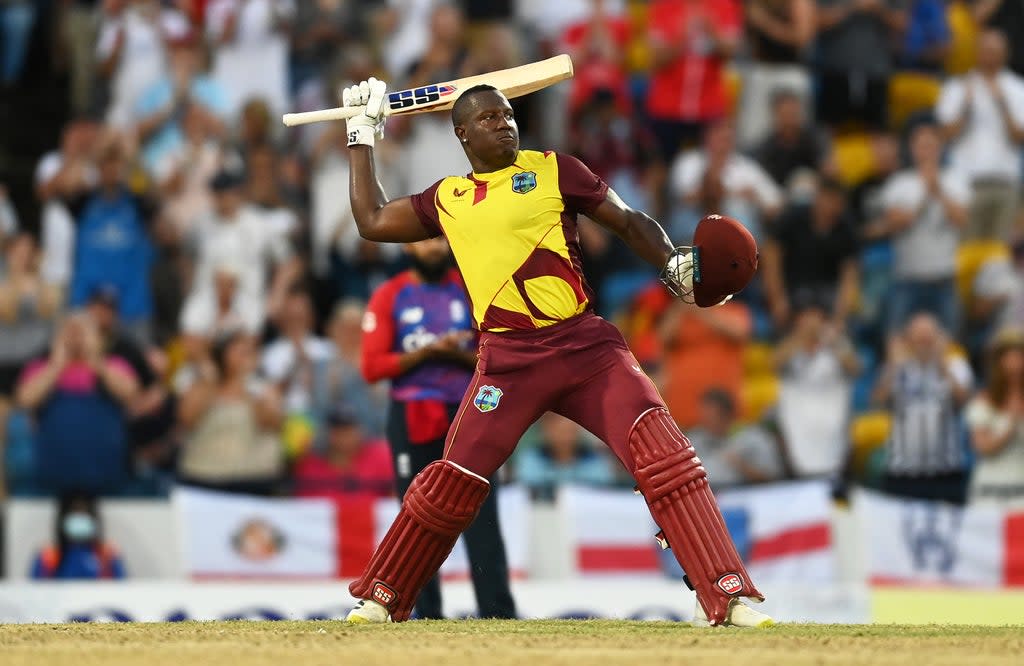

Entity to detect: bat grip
[281,105,364,127]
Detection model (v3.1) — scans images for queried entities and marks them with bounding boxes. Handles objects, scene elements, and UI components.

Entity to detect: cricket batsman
[361,237,517,619]
[342,77,771,628]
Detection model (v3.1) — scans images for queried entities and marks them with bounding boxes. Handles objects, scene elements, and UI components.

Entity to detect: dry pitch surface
[2,620,1021,666]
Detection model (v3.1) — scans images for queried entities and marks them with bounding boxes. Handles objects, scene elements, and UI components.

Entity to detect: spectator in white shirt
[189,169,298,331]
[97,0,188,128]
[935,28,1024,241]
[206,0,294,120]
[33,119,101,287]
[966,327,1024,507]
[873,122,969,334]
[261,288,334,414]
[774,296,860,479]
[669,120,783,242]
[179,261,262,339]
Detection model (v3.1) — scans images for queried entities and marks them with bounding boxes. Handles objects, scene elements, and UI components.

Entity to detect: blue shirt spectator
[135,37,228,175]
[65,141,155,334]
[15,313,140,496]
[901,0,951,72]
[516,413,615,500]
[31,493,126,580]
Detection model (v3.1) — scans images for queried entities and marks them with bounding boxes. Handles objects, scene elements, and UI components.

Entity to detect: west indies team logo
[473,385,503,413]
[511,171,537,194]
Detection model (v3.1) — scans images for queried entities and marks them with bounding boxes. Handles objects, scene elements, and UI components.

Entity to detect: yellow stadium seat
[945,0,978,76]
[832,133,875,188]
[743,343,775,378]
[740,375,779,424]
[956,240,1011,304]
[888,73,942,130]
[850,411,892,474]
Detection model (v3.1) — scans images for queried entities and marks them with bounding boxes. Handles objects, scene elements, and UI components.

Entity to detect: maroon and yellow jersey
[410,150,608,332]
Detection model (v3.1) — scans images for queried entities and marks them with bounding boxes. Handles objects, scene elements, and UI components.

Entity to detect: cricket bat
[281,54,574,127]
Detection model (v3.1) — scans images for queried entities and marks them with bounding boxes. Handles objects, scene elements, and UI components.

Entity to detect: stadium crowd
[1,0,1024,535]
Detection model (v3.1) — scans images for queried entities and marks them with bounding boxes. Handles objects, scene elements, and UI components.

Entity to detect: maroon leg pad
[629,408,763,625]
[349,460,490,621]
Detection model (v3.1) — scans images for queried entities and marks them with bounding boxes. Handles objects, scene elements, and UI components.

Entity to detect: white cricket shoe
[345,599,391,624]
[692,598,775,628]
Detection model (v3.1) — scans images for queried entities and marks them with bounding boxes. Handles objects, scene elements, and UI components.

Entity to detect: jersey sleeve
[555,153,609,214]
[409,180,444,238]
[360,278,404,383]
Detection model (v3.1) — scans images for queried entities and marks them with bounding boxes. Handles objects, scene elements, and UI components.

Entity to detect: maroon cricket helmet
[691,214,759,308]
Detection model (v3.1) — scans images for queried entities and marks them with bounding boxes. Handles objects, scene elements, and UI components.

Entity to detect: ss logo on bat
[389,85,441,110]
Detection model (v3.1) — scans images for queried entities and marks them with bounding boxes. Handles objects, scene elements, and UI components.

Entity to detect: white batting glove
[343,77,387,148]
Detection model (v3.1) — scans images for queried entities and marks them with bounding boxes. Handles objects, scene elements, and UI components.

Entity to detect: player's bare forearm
[589,191,673,270]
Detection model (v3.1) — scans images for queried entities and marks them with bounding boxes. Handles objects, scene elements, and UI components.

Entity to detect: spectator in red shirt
[293,406,395,501]
[560,0,632,118]
[646,0,742,161]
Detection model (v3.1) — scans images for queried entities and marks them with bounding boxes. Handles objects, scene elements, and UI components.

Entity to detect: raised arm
[585,188,673,270]
[344,78,433,243]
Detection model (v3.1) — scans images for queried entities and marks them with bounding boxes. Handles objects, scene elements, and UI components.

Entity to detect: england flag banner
[854,489,1024,587]
[560,481,835,582]
[174,486,530,580]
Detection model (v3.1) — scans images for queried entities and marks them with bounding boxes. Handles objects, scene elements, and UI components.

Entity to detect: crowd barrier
[5,481,1023,588]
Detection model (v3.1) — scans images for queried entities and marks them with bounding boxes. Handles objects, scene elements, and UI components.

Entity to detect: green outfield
[2,621,1022,666]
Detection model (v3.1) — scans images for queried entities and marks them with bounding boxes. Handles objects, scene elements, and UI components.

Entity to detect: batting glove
[343,77,387,148]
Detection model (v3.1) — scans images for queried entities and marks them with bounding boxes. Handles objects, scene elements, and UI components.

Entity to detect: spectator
[188,168,298,333]
[872,122,968,334]
[965,327,1024,506]
[180,261,262,338]
[658,297,752,429]
[155,102,224,237]
[974,0,1024,77]
[34,118,101,288]
[754,89,831,192]
[815,0,908,131]
[774,297,860,479]
[874,313,973,504]
[897,0,950,72]
[0,234,62,462]
[686,388,787,490]
[971,239,1024,335]
[935,28,1024,241]
[176,330,284,495]
[135,34,228,176]
[669,120,783,243]
[315,300,388,438]
[0,0,36,87]
[292,406,394,500]
[97,0,185,128]
[288,0,351,93]
[762,177,859,329]
[206,0,295,119]
[646,0,742,160]
[30,493,126,579]
[65,138,156,342]
[0,185,17,245]
[377,0,441,79]
[245,145,299,243]
[516,412,616,500]
[0,233,62,396]
[60,1,103,114]
[739,0,816,148]
[261,287,334,415]
[16,312,140,496]
[560,0,631,119]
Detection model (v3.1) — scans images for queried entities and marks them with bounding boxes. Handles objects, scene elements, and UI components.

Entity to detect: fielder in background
[342,77,770,628]
[360,237,516,619]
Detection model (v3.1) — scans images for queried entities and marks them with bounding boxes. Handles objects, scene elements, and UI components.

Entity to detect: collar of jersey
[470,155,523,181]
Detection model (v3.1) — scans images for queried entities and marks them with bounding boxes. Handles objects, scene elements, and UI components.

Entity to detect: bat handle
[281,105,364,127]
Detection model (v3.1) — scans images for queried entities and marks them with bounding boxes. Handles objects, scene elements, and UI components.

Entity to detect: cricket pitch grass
[2,621,1022,666]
